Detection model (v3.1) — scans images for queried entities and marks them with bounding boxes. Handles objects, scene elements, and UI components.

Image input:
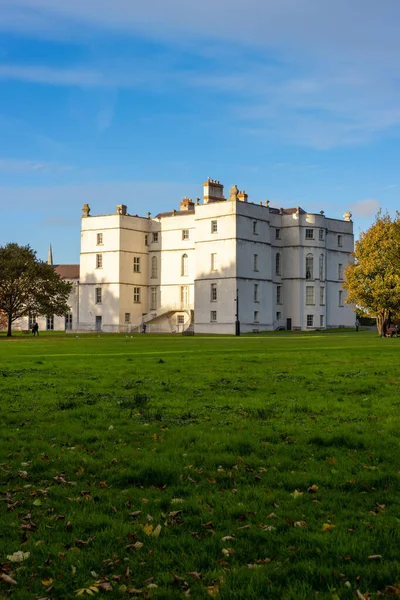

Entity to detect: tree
[343,212,400,336]
[0,243,72,337]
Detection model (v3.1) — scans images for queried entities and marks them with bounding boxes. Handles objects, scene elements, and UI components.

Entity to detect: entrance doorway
[286,318,292,331]
[95,316,102,331]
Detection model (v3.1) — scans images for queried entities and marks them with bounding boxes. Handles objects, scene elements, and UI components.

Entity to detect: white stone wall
[76,189,354,334]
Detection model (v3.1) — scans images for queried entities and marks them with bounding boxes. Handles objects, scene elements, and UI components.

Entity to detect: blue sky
[0,0,399,263]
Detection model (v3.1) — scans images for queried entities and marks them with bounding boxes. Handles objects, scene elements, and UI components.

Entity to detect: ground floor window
[151,287,157,310]
[254,311,259,323]
[46,315,54,330]
[125,313,131,324]
[320,314,324,327]
[28,314,36,329]
[276,312,281,321]
[95,316,102,331]
[210,311,217,322]
[65,313,73,330]
[307,314,314,327]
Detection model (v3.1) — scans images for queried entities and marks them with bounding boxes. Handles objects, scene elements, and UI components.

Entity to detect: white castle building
[16,179,355,334]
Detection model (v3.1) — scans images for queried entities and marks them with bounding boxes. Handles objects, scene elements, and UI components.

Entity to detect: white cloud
[1,1,400,149]
[349,198,380,218]
[0,159,72,173]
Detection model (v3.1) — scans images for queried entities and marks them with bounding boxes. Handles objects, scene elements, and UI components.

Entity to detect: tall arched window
[319,254,324,280]
[151,256,158,279]
[275,253,281,276]
[181,254,188,277]
[306,254,314,280]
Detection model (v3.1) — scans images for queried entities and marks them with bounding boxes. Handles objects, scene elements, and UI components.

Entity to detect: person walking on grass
[355,318,360,332]
[33,322,39,336]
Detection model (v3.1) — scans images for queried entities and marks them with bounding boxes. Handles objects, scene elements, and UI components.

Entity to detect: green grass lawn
[0,331,399,599]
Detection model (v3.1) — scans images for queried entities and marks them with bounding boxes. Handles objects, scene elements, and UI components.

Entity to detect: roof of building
[155,209,196,218]
[54,264,80,280]
[268,206,306,215]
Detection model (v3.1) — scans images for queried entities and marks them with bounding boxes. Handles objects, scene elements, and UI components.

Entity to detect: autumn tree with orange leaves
[344,212,400,336]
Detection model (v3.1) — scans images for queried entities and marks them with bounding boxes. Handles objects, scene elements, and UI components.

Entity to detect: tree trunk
[376,311,388,337]
[7,313,12,337]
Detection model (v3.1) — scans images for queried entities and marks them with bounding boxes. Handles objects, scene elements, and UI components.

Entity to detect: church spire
[47,243,53,266]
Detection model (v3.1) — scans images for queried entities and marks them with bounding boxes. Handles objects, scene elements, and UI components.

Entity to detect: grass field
[0,331,400,599]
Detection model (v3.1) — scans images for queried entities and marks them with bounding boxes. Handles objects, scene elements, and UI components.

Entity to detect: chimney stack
[203,178,225,203]
[180,197,195,211]
[238,190,248,203]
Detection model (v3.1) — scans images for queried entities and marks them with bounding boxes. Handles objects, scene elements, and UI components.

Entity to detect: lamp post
[234,288,240,336]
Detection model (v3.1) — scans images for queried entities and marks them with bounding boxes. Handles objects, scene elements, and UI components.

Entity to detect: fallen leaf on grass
[294,521,307,527]
[222,548,235,556]
[267,513,278,519]
[221,536,235,541]
[368,554,382,560]
[290,489,303,499]
[6,551,30,562]
[307,485,319,493]
[356,591,370,600]
[322,523,336,532]
[0,573,17,585]
[188,572,202,580]
[41,578,53,586]
[75,585,100,595]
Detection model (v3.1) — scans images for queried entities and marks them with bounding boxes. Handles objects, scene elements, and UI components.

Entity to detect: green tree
[0,243,72,337]
[344,212,400,336]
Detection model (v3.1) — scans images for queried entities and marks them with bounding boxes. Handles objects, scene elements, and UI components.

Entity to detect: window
[210,283,217,302]
[338,263,344,280]
[306,254,313,280]
[319,254,324,280]
[254,311,259,323]
[305,229,314,240]
[275,229,281,240]
[211,220,218,233]
[338,234,342,247]
[177,315,185,324]
[181,254,188,277]
[181,286,189,306]
[253,254,259,271]
[65,313,73,331]
[253,221,258,235]
[151,287,157,310]
[133,287,141,303]
[276,311,281,320]
[319,229,324,241]
[125,313,131,324]
[46,315,54,331]
[211,253,217,271]
[95,287,102,304]
[276,285,282,304]
[28,314,36,329]
[95,316,102,331]
[320,286,325,305]
[339,290,344,306]
[210,310,217,322]
[307,314,314,327]
[320,314,324,327]
[145,234,148,246]
[96,254,102,269]
[97,232,103,245]
[254,284,259,303]
[153,232,159,243]
[182,229,189,240]
[276,253,281,276]
[151,256,158,278]
[133,257,141,273]
[306,286,314,305]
